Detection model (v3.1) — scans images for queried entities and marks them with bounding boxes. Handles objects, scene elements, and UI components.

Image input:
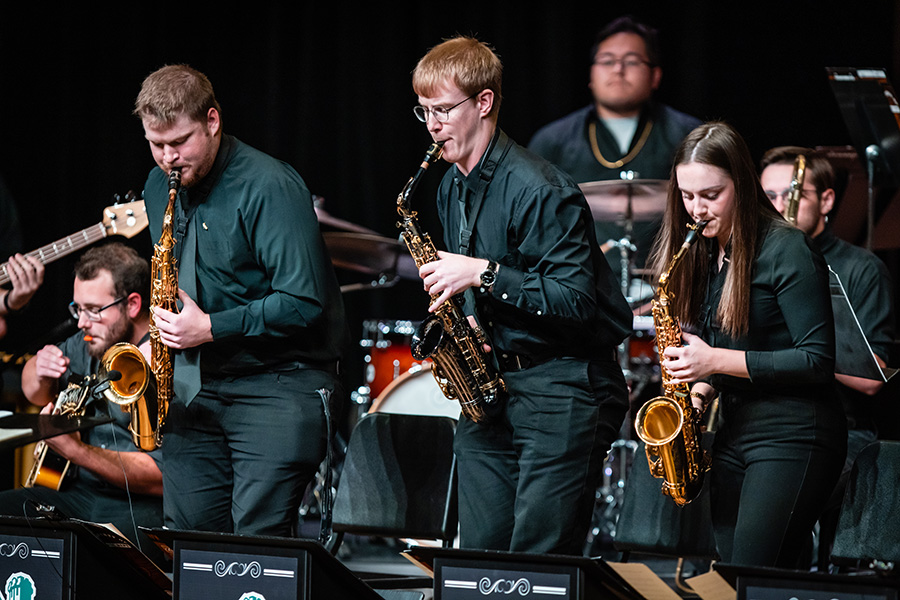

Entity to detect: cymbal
[314,206,380,235]
[323,232,418,280]
[579,179,668,221]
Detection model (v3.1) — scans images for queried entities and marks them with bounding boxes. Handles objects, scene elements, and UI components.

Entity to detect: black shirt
[436,129,632,364]
[815,228,894,430]
[701,220,836,400]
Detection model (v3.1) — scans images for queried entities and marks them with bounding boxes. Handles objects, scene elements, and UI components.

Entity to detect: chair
[329,412,458,553]
[830,440,900,575]
[612,433,719,592]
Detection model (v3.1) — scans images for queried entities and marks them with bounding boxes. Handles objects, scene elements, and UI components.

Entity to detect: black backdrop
[1,2,898,406]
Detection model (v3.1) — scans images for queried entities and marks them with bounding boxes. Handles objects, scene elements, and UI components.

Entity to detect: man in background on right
[760,145,895,568]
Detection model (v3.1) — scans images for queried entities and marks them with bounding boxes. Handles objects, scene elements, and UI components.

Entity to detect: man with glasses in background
[760,146,895,569]
[528,15,701,271]
[0,242,165,565]
[412,36,631,554]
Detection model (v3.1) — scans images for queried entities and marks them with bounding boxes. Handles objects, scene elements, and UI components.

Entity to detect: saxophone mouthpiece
[167,167,182,192]
[682,220,709,249]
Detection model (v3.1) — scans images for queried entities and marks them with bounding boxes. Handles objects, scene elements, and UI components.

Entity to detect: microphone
[91,369,122,397]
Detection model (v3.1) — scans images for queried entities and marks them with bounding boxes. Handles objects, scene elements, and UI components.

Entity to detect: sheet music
[829,267,897,382]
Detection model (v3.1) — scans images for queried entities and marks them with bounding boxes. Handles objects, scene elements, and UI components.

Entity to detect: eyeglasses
[593,54,653,70]
[414,94,476,123]
[68,296,126,322]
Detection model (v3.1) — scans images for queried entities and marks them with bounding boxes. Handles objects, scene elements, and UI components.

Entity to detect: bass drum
[369,362,461,420]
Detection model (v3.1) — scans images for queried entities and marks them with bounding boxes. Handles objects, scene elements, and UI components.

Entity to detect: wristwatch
[480,260,499,292]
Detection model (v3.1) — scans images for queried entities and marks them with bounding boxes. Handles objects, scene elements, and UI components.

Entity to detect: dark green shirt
[436,129,632,363]
[701,220,836,399]
[144,136,350,375]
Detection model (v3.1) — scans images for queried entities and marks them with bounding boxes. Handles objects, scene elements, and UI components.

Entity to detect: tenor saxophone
[634,220,712,506]
[396,142,506,423]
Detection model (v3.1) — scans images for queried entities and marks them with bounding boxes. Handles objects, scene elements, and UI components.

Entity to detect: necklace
[589,118,654,169]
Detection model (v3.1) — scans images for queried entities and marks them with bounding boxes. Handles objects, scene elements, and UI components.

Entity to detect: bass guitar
[0,194,147,287]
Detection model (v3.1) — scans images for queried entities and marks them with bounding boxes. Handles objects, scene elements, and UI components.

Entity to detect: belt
[496,349,617,373]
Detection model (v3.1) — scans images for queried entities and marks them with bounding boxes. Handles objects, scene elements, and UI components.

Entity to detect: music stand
[0,413,114,452]
[827,67,900,249]
[830,268,897,382]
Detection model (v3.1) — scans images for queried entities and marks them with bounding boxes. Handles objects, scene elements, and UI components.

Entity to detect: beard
[86,312,135,359]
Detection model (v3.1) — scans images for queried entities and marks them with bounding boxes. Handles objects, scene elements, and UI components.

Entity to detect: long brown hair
[649,122,783,337]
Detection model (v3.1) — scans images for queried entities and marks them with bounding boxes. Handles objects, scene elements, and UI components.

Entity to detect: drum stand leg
[584,438,638,555]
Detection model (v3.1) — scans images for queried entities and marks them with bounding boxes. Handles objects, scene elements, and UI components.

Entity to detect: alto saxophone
[396,142,506,423]
[784,154,806,226]
[634,220,712,506]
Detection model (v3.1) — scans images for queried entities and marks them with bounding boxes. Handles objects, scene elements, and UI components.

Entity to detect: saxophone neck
[657,220,708,295]
[398,142,445,214]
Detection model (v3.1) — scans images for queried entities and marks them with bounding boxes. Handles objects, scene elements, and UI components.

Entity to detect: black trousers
[161,364,336,536]
[454,357,628,555]
[711,394,846,567]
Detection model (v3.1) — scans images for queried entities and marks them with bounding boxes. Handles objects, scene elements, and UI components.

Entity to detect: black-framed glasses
[414,94,476,123]
[593,54,653,70]
[68,296,126,322]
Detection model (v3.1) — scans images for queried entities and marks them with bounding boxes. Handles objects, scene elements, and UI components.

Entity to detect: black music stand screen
[0,527,72,600]
[739,576,897,600]
[175,538,306,600]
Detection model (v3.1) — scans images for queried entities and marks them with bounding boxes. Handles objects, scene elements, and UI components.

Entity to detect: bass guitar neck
[0,197,147,287]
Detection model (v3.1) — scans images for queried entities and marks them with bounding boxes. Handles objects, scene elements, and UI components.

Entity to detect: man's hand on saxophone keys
[419,251,489,312]
[152,288,213,349]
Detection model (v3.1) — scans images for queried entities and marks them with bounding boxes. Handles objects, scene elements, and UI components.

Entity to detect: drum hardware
[580,175,667,394]
[585,438,638,555]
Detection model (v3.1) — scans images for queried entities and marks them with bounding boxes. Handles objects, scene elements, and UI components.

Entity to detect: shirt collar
[187,134,235,206]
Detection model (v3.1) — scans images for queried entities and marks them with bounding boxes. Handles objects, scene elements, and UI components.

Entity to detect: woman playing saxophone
[649,122,845,568]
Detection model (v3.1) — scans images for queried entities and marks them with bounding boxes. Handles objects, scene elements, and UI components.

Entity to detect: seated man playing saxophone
[0,242,165,565]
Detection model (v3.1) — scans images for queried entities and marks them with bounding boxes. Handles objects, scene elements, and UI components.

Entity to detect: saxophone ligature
[396,142,506,423]
[784,154,806,226]
[634,220,712,506]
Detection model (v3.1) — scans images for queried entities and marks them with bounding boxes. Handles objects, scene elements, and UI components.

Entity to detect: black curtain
[2,1,898,402]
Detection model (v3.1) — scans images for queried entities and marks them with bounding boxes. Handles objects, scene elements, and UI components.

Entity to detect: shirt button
[501,293,508,300]
[537,310,542,316]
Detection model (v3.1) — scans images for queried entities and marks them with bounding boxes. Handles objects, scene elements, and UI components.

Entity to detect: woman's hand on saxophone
[663,332,749,384]
[419,251,488,312]
[152,289,213,349]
